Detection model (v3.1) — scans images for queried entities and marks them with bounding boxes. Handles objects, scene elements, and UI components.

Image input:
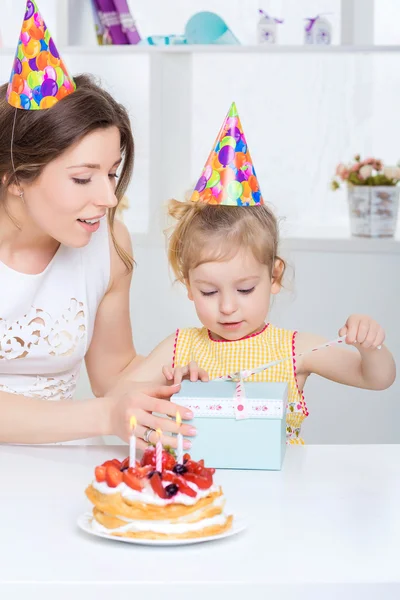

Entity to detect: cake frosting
[85,448,233,539]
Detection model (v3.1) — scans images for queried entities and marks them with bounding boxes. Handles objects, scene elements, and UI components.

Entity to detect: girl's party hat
[7,0,76,110]
[190,102,264,206]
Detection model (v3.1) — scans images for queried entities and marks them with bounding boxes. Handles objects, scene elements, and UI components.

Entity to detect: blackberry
[173,464,188,475]
[165,483,179,498]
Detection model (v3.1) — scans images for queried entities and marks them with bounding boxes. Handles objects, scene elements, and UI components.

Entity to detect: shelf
[281,225,400,253]
[2,45,400,55]
[131,225,400,254]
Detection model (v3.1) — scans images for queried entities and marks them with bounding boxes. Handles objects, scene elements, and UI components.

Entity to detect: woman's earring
[18,191,24,202]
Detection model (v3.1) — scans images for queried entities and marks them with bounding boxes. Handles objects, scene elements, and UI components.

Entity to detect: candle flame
[156,428,162,438]
[130,415,137,430]
[176,411,182,427]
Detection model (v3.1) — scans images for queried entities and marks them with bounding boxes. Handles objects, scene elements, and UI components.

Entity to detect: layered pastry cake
[85,448,233,539]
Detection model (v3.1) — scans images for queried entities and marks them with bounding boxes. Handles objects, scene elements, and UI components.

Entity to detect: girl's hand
[105,381,196,449]
[339,314,385,349]
[162,362,209,385]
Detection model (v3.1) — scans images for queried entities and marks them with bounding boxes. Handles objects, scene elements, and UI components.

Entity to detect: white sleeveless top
[0,218,110,402]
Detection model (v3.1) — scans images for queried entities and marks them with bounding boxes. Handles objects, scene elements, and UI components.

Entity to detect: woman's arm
[85,220,143,396]
[296,315,396,391]
[0,382,195,446]
[0,390,110,444]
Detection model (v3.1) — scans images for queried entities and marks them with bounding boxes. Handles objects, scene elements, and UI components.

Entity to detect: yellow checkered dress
[172,323,308,444]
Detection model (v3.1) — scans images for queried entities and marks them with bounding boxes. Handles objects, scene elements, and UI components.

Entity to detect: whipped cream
[92,479,220,506]
[105,494,225,524]
[91,511,228,535]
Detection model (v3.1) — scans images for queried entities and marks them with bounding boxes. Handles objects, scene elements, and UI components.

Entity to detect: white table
[1,444,399,600]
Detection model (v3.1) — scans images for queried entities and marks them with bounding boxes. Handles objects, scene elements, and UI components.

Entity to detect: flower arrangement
[331,155,400,190]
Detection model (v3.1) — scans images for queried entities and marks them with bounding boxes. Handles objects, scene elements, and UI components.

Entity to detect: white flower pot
[347,185,399,237]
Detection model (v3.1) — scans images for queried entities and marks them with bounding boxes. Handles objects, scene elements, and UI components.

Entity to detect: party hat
[6,0,76,110]
[190,102,264,206]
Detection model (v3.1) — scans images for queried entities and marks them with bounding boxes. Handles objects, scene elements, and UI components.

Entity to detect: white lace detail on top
[0,217,110,401]
[0,368,81,401]
[0,298,86,361]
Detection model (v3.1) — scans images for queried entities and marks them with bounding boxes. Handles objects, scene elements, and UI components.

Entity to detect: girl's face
[187,247,281,341]
[14,126,121,248]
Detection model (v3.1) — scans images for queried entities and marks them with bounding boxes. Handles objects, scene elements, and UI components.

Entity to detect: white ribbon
[213,336,348,384]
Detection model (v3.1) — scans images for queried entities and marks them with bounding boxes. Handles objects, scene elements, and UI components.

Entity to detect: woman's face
[19,126,121,248]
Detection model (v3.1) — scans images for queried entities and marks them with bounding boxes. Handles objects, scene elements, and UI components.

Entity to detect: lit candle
[129,416,137,467]
[176,411,183,465]
[156,428,163,473]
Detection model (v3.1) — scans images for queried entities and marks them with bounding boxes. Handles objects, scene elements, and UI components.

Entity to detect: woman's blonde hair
[167,200,285,284]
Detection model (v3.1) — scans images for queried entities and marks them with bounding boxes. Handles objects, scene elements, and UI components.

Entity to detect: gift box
[173,380,288,470]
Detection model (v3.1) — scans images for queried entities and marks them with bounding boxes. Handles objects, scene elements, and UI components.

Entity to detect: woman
[0,69,195,448]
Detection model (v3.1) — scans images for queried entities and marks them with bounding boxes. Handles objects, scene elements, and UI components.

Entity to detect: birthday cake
[85,448,233,539]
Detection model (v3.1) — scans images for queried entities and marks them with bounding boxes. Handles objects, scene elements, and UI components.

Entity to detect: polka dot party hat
[190,102,264,206]
[6,0,76,110]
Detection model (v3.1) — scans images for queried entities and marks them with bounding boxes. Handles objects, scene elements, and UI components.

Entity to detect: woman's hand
[162,361,209,385]
[104,380,196,450]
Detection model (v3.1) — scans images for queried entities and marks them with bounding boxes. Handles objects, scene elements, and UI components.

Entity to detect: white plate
[77,512,247,546]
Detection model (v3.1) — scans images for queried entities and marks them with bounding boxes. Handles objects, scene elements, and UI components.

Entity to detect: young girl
[131,104,396,445]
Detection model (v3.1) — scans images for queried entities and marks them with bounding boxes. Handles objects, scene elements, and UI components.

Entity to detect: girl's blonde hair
[167,200,286,284]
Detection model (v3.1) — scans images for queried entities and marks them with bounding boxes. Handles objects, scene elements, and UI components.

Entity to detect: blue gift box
[173,380,288,470]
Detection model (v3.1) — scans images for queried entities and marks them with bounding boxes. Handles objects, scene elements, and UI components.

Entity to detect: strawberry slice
[139,464,153,477]
[184,460,199,474]
[163,471,197,498]
[120,457,130,471]
[149,472,167,499]
[102,459,121,469]
[184,472,213,490]
[105,465,123,488]
[94,466,106,482]
[197,466,215,479]
[176,479,197,498]
[201,469,214,484]
[124,464,153,479]
[182,459,215,478]
[162,472,181,486]
[123,468,144,491]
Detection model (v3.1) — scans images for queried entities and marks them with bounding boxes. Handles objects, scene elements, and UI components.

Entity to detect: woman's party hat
[6,0,76,110]
[190,102,264,206]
